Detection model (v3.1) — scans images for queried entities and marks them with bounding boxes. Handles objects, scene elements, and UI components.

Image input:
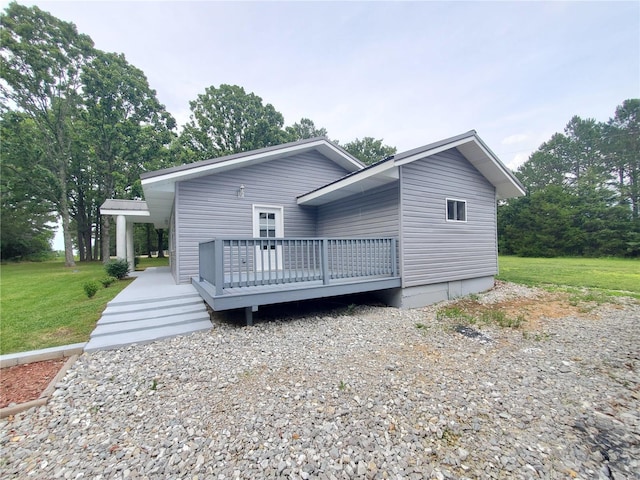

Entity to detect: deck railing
[199,237,398,295]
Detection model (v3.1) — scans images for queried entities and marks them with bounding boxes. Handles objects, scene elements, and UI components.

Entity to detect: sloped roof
[140,137,363,227]
[100,199,156,223]
[297,131,526,206]
[141,136,362,181]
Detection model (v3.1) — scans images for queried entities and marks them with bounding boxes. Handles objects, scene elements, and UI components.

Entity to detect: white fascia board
[317,142,364,170]
[396,136,526,198]
[394,137,474,166]
[298,161,396,205]
[465,140,526,196]
[100,209,150,217]
[141,139,360,188]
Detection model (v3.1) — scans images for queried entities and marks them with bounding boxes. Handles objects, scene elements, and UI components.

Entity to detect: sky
[3,1,639,249]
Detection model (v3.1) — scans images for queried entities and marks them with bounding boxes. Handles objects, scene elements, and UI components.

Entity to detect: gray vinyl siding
[169,207,177,282]
[175,151,350,283]
[316,183,400,237]
[400,148,497,287]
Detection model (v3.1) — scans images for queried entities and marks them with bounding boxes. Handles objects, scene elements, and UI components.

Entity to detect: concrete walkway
[84,267,212,352]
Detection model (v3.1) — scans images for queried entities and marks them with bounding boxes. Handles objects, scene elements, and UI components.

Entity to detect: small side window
[446,198,466,222]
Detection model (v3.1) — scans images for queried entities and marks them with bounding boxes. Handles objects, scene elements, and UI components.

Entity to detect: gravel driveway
[1,283,638,479]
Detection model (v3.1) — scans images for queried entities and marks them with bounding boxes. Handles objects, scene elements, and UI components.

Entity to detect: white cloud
[7,1,639,164]
[502,134,529,145]
[506,152,533,171]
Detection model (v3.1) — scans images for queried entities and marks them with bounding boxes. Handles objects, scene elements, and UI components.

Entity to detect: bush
[83,281,100,298]
[100,276,117,288]
[105,258,130,279]
[25,250,56,262]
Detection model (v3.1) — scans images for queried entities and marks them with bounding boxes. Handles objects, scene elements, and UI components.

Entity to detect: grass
[1,254,635,353]
[436,301,525,329]
[0,258,167,355]
[136,256,169,270]
[497,256,640,298]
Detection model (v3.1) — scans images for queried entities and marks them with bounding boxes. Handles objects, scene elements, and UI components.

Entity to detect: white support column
[126,221,135,272]
[116,215,127,261]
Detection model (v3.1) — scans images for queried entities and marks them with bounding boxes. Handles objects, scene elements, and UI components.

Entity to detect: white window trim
[252,204,284,237]
[445,198,467,223]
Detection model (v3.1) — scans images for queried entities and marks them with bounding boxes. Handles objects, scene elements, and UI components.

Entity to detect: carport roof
[100,199,168,228]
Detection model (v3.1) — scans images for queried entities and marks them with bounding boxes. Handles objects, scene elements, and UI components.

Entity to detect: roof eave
[141,137,364,225]
[297,160,398,206]
[297,131,526,206]
[141,138,362,186]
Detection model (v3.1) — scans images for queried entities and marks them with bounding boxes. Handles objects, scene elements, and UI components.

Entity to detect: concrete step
[91,311,210,337]
[98,302,208,324]
[103,295,203,315]
[84,320,212,353]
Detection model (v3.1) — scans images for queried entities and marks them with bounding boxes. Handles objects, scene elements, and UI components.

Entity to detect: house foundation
[378,276,495,309]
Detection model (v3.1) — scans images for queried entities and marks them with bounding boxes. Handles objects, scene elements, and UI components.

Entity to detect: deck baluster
[203,237,397,294]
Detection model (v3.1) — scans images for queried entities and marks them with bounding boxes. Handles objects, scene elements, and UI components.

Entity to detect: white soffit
[297,161,398,206]
[100,200,169,228]
[456,140,526,199]
[141,138,362,225]
[141,140,361,190]
[298,133,525,205]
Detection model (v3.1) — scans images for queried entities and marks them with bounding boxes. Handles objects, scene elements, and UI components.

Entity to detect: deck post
[321,239,329,285]
[244,306,258,326]
[214,238,224,296]
[390,238,397,276]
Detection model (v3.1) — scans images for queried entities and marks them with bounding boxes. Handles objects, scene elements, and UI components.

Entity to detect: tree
[498,186,585,257]
[179,84,287,161]
[562,116,607,189]
[285,118,328,141]
[341,137,397,165]
[80,51,176,261]
[605,99,640,220]
[500,99,640,257]
[1,2,94,266]
[516,133,572,192]
[0,111,56,260]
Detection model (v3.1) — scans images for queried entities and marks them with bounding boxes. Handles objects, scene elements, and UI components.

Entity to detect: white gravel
[1,282,639,479]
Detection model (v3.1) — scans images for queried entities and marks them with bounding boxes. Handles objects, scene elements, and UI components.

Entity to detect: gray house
[102,131,525,324]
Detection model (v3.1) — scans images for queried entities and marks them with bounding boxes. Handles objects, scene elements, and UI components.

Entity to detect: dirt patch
[464,292,593,328]
[0,359,67,408]
[500,294,589,317]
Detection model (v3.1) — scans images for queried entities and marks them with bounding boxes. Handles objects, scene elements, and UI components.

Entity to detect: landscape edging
[1,346,83,419]
[0,343,85,368]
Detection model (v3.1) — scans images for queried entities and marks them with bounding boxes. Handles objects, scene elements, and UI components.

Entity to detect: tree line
[498,99,639,257]
[7,4,634,264]
[0,3,395,263]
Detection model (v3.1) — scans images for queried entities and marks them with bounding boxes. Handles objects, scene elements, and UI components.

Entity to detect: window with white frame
[446,198,467,222]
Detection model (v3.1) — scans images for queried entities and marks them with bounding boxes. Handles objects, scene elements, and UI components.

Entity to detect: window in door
[259,212,277,239]
[252,205,283,271]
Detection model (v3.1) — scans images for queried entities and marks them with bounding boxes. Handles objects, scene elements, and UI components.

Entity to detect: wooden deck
[192,237,401,324]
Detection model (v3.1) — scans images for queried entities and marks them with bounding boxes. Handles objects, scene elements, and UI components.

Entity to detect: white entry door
[253,205,284,271]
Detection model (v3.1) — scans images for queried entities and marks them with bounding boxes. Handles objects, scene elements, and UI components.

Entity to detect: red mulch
[0,359,66,408]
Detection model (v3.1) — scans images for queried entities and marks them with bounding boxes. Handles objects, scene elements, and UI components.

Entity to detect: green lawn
[0,257,165,355]
[1,255,636,354]
[136,256,169,270]
[497,256,640,297]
